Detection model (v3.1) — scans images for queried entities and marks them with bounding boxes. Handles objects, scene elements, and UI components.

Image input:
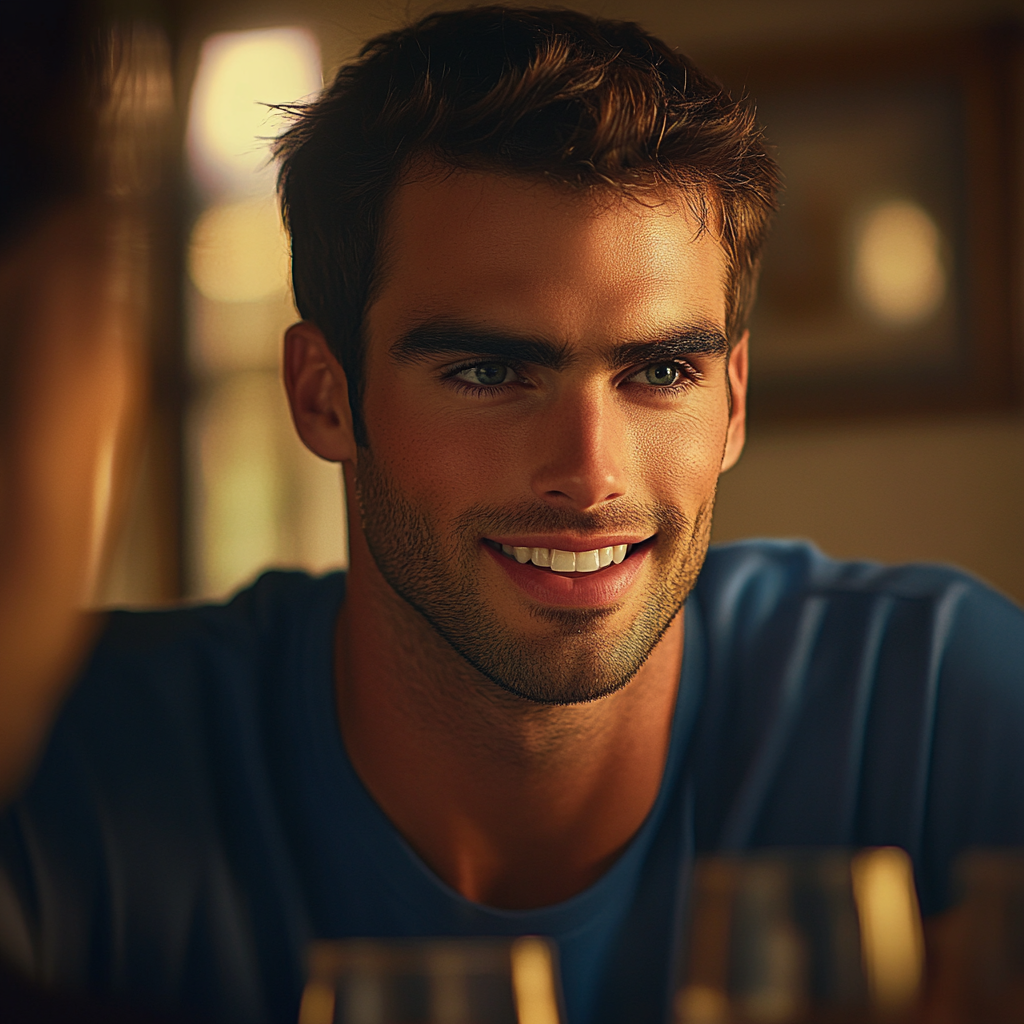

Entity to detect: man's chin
[462,653,640,706]
[434,606,679,706]
[485,662,640,706]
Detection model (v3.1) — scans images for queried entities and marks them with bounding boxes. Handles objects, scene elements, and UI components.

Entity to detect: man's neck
[335,534,684,910]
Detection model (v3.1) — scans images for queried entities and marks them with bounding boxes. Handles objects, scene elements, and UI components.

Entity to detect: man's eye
[455,363,518,386]
[630,363,683,387]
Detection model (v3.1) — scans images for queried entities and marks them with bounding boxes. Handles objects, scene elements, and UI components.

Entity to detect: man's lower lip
[482,541,650,607]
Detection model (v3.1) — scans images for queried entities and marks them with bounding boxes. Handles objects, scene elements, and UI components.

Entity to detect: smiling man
[2,7,1024,1024]
[287,166,739,916]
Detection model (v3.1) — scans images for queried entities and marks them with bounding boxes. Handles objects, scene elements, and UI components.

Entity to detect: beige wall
[712,413,1024,605]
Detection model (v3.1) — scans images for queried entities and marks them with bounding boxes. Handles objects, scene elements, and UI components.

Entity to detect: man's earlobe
[720,330,748,473]
[283,321,358,464]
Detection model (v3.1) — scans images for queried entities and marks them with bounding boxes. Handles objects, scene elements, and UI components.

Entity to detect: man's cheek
[421,423,519,490]
[376,424,493,509]
[637,422,726,499]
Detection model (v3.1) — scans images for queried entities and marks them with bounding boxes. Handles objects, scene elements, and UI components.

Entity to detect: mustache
[451,499,691,539]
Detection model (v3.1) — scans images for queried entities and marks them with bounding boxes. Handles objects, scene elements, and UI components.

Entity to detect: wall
[712,414,1024,604]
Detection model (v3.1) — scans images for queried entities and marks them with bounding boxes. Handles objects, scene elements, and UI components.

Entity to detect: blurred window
[185,27,346,600]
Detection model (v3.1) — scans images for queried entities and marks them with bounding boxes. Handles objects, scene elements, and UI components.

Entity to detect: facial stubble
[355,446,713,705]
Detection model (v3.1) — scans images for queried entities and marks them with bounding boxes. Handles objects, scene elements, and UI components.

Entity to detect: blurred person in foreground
[0,6,152,812]
[0,3,164,1020]
[1,7,1022,1024]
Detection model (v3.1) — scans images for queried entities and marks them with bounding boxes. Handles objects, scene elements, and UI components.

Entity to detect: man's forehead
[368,163,730,347]
[385,162,722,252]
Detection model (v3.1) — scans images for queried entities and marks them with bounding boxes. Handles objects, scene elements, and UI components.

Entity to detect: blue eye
[456,363,518,386]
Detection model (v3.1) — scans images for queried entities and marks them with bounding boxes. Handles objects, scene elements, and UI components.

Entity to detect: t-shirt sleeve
[918,580,1024,912]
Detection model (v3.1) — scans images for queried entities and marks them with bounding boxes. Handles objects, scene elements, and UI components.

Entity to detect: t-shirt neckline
[299,573,706,933]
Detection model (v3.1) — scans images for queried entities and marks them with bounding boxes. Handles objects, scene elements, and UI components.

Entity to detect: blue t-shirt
[1,540,1022,1024]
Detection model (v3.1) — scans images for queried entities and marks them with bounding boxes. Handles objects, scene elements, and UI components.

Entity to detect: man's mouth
[484,538,647,574]
[481,536,654,606]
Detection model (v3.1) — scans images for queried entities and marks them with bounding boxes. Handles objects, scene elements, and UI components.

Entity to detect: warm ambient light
[511,937,562,1024]
[188,198,290,302]
[851,847,925,1015]
[193,373,284,597]
[852,199,946,327]
[187,27,321,196]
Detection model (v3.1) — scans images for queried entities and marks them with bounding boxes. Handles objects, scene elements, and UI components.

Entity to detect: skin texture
[285,168,748,909]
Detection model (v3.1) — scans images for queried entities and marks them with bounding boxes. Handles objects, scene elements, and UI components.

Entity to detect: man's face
[354,168,743,704]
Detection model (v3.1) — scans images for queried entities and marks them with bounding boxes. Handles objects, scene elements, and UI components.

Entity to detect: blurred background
[95,0,1024,608]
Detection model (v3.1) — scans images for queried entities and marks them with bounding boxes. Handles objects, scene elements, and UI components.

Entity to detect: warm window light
[187,27,321,196]
[192,373,285,597]
[188,198,290,302]
[852,199,946,327]
[184,25,345,600]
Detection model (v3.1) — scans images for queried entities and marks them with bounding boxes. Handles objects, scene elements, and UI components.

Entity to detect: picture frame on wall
[707,24,1022,423]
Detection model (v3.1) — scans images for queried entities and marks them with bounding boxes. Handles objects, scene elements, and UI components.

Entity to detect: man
[2,7,1022,1024]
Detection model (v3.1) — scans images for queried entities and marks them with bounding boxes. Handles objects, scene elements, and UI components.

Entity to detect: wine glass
[674,848,925,1024]
[297,936,563,1024]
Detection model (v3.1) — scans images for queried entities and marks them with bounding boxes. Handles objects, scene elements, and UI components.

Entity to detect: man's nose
[529,387,628,511]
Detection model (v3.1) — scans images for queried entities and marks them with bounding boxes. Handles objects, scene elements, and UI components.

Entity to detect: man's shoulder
[690,540,1024,890]
[694,537,1023,718]
[17,569,346,840]
[698,537,1017,602]
[72,569,346,719]
[3,571,347,1021]
[696,538,1022,633]
[96,569,344,655]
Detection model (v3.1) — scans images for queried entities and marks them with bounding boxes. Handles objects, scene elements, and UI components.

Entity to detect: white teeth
[549,549,576,572]
[499,541,635,571]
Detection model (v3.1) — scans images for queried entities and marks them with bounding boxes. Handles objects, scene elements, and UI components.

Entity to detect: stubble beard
[354,446,714,705]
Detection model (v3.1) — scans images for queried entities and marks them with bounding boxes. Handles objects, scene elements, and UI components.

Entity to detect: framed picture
[707,25,1021,422]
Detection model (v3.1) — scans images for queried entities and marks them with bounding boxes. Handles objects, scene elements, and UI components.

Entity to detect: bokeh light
[187,27,321,197]
[184,25,345,599]
[188,198,290,302]
[852,199,946,327]
[851,847,924,1015]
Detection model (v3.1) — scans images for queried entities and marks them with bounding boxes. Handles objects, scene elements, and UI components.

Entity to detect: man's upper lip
[485,534,653,550]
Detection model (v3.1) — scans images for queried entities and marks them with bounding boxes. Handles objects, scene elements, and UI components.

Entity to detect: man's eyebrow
[607,328,729,369]
[389,320,728,370]
[390,321,574,369]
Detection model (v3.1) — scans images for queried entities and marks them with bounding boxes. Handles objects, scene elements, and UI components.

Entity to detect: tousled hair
[275,5,780,445]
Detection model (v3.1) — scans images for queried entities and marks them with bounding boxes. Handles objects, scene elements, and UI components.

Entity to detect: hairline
[362,152,737,349]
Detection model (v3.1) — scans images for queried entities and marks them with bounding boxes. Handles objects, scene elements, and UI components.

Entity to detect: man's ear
[720,330,748,473]
[283,321,358,465]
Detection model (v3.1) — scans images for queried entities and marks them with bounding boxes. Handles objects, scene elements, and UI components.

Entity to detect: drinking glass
[674,848,925,1024]
[297,936,563,1024]
[918,850,1024,1024]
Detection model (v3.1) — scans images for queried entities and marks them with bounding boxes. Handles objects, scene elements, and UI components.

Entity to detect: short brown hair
[275,5,780,445]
